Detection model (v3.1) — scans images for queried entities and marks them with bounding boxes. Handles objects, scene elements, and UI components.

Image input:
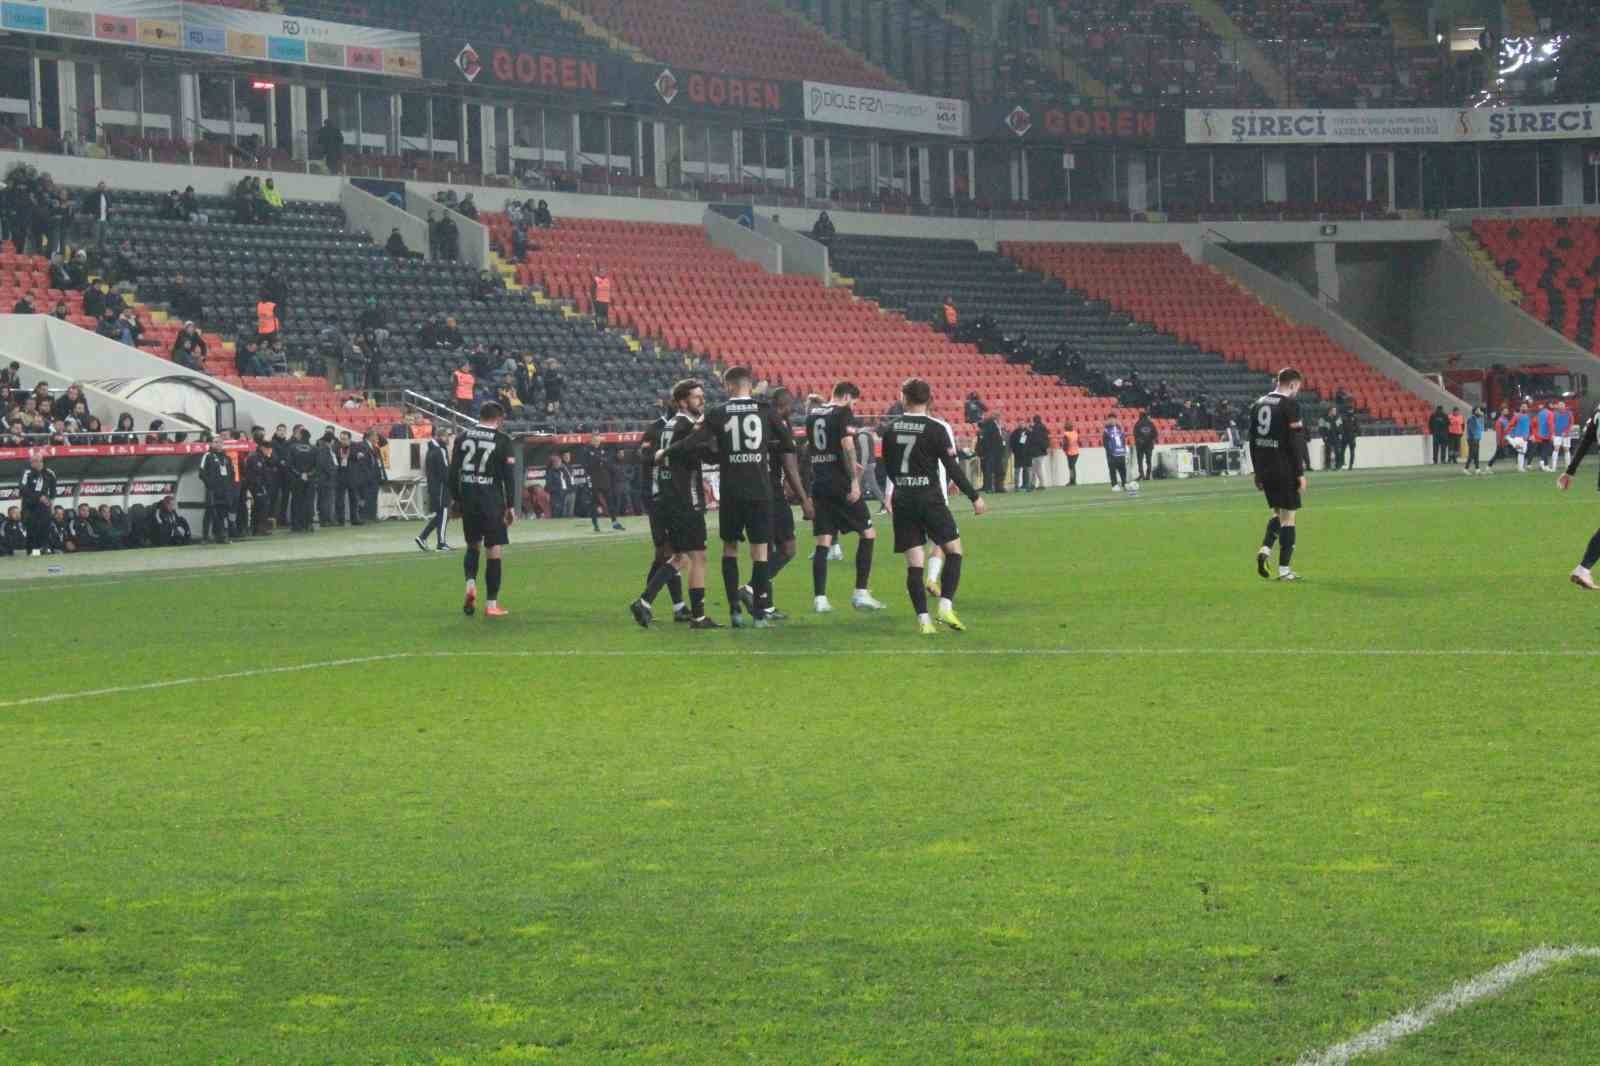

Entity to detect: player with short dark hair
[1558,407,1600,590]
[449,400,517,616]
[638,394,688,622]
[882,378,986,634]
[805,381,887,613]
[633,379,720,628]
[658,367,808,628]
[1249,368,1312,582]
[737,386,811,619]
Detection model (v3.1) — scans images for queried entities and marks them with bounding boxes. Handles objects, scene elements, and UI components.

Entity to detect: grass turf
[1,466,1598,1064]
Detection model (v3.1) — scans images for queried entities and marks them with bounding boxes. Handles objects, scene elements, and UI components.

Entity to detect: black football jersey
[1248,391,1308,479]
[768,418,797,499]
[703,397,783,500]
[657,412,707,510]
[642,415,669,501]
[882,414,978,502]
[804,403,856,496]
[450,425,517,510]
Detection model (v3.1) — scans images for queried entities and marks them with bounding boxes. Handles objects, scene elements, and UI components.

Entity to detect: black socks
[1279,525,1297,569]
[855,538,874,591]
[751,559,770,618]
[907,567,929,616]
[1583,528,1600,570]
[1263,516,1282,550]
[643,561,678,605]
[812,545,829,596]
[486,557,502,601]
[464,545,480,582]
[768,548,793,583]
[689,586,706,619]
[722,556,741,615]
[941,552,963,603]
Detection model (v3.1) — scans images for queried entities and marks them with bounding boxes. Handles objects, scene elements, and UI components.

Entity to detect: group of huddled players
[629,368,985,634]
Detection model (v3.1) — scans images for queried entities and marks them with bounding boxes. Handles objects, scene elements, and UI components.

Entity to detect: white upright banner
[1186,104,1600,145]
[803,80,967,137]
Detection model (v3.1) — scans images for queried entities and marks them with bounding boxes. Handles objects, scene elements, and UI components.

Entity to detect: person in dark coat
[286,427,318,531]
[1132,411,1158,480]
[316,119,344,174]
[314,429,341,528]
[152,496,192,546]
[1008,422,1034,492]
[977,413,1005,493]
[198,435,236,544]
[344,430,377,524]
[532,200,553,228]
[18,453,57,553]
[243,438,274,536]
[415,429,454,551]
[168,274,203,322]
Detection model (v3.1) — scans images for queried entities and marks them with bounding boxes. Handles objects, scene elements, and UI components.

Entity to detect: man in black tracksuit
[287,428,318,531]
[198,437,236,545]
[19,454,57,553]
[346,432,378,524]
[315,430,341,527]
[1008,422,1033,492]
[267,424,291,525]
[416,430,453,550]
[978,414,1005,493]
[243,439,274,536]
[1133,412,1158,480]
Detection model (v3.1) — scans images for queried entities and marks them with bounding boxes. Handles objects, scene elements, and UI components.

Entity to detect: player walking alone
[450,401,517,617]
[1250,368,1311,582]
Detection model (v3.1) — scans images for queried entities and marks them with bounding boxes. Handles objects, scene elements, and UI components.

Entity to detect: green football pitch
[2,466,1598,1065]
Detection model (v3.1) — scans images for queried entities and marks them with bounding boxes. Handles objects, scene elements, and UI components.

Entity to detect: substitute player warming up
[1558,407,1600,590]
[882,378,986,634]
[451,401,518,617]
[1249,368,1311,582]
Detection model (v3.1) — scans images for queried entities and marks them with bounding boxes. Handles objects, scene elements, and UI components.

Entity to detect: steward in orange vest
[591,270,612,327]
[255,300,279,341]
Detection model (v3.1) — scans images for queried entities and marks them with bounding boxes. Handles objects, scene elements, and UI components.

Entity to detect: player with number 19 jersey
[700,395,790,544]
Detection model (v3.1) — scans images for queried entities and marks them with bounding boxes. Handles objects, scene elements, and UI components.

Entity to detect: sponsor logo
[1006,106,1032,136]
[1485,107,1595,139]
[655,68,678,104]
[455,43,481,82]
[486,48,601,92]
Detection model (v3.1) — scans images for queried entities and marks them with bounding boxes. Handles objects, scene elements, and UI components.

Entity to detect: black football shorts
[892,494,959,554]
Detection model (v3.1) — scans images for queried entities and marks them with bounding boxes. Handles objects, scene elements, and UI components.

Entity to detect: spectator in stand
[256,289,280,347]
[50,300,68,321]
[106,241,139,291]
[168,273,203,322]
[811,210,835,245]
[964,392,986,425]
[11,294,34,314]
[474,269,504,302]
[94,307,121,342]
[1429,405,1449,464]
[179,186,208,224]
[438,213,460,262]
[51,383,86,422]
[44,189,69,254]
[264,337,290,377]
[532,199,553,228]
[1133,410,1158,480]
[515,352,539,409]
[234,338,265,377]
[316,118,344,174]
[941,296,958,335]
[590,267,612,326]
[171,322,208,370]
[234,176,260,224]
[543,358,564,415]
[259,178,285,221]
[159,189,184,221]
[47,254,72,291]
[66,249,89,290]
[19,451,56,554]
[81,280,107,320]
[80,180,113,239]
[510,223,530,262]
[1104,415,1130,492]
[385,228,419,260]
[457,193,479,221]
[110,412,137,444]
[152,495,193,546]
[438,316,464,350]
[357,296,389,340]
[452,359,476,415]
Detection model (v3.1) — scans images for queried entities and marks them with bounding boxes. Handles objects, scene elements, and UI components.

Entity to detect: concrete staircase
[1184,0,1290,103]
[1453,228,1524,304]
[531,0,656,64]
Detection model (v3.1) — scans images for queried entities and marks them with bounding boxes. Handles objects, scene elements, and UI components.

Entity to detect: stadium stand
[1471,217,1600,354]
[490,214,1222,446]
[567,0,902,89]
[1000,242,1432,431]
[286,0,619,61]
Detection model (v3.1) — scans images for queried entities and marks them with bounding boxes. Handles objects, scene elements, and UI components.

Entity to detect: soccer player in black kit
[633,378,721,628]
[660,366,810,628]
[638,395,689,622]
[1558,406,1600,590]
[805,381,887,613]
[881,378,986,634]
[449,400,518,617]
[736,386,812,620]
[1248,367,1312,582]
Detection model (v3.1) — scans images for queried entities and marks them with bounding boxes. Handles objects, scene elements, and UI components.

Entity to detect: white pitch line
[5,647,1600,709]
[1294,944,1600,1066]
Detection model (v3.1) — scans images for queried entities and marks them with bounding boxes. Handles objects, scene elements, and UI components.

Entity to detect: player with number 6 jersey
[804,382,886,614]
[449,401,518,617]
[1247,367,1312,582]
[881,378,985,634]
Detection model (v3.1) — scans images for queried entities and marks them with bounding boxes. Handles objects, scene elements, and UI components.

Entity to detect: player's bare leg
[933,536,966,631]
[925,543,944,594]
[851,527,886,610]
[483,544,510,616]
[903,544,937,634]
